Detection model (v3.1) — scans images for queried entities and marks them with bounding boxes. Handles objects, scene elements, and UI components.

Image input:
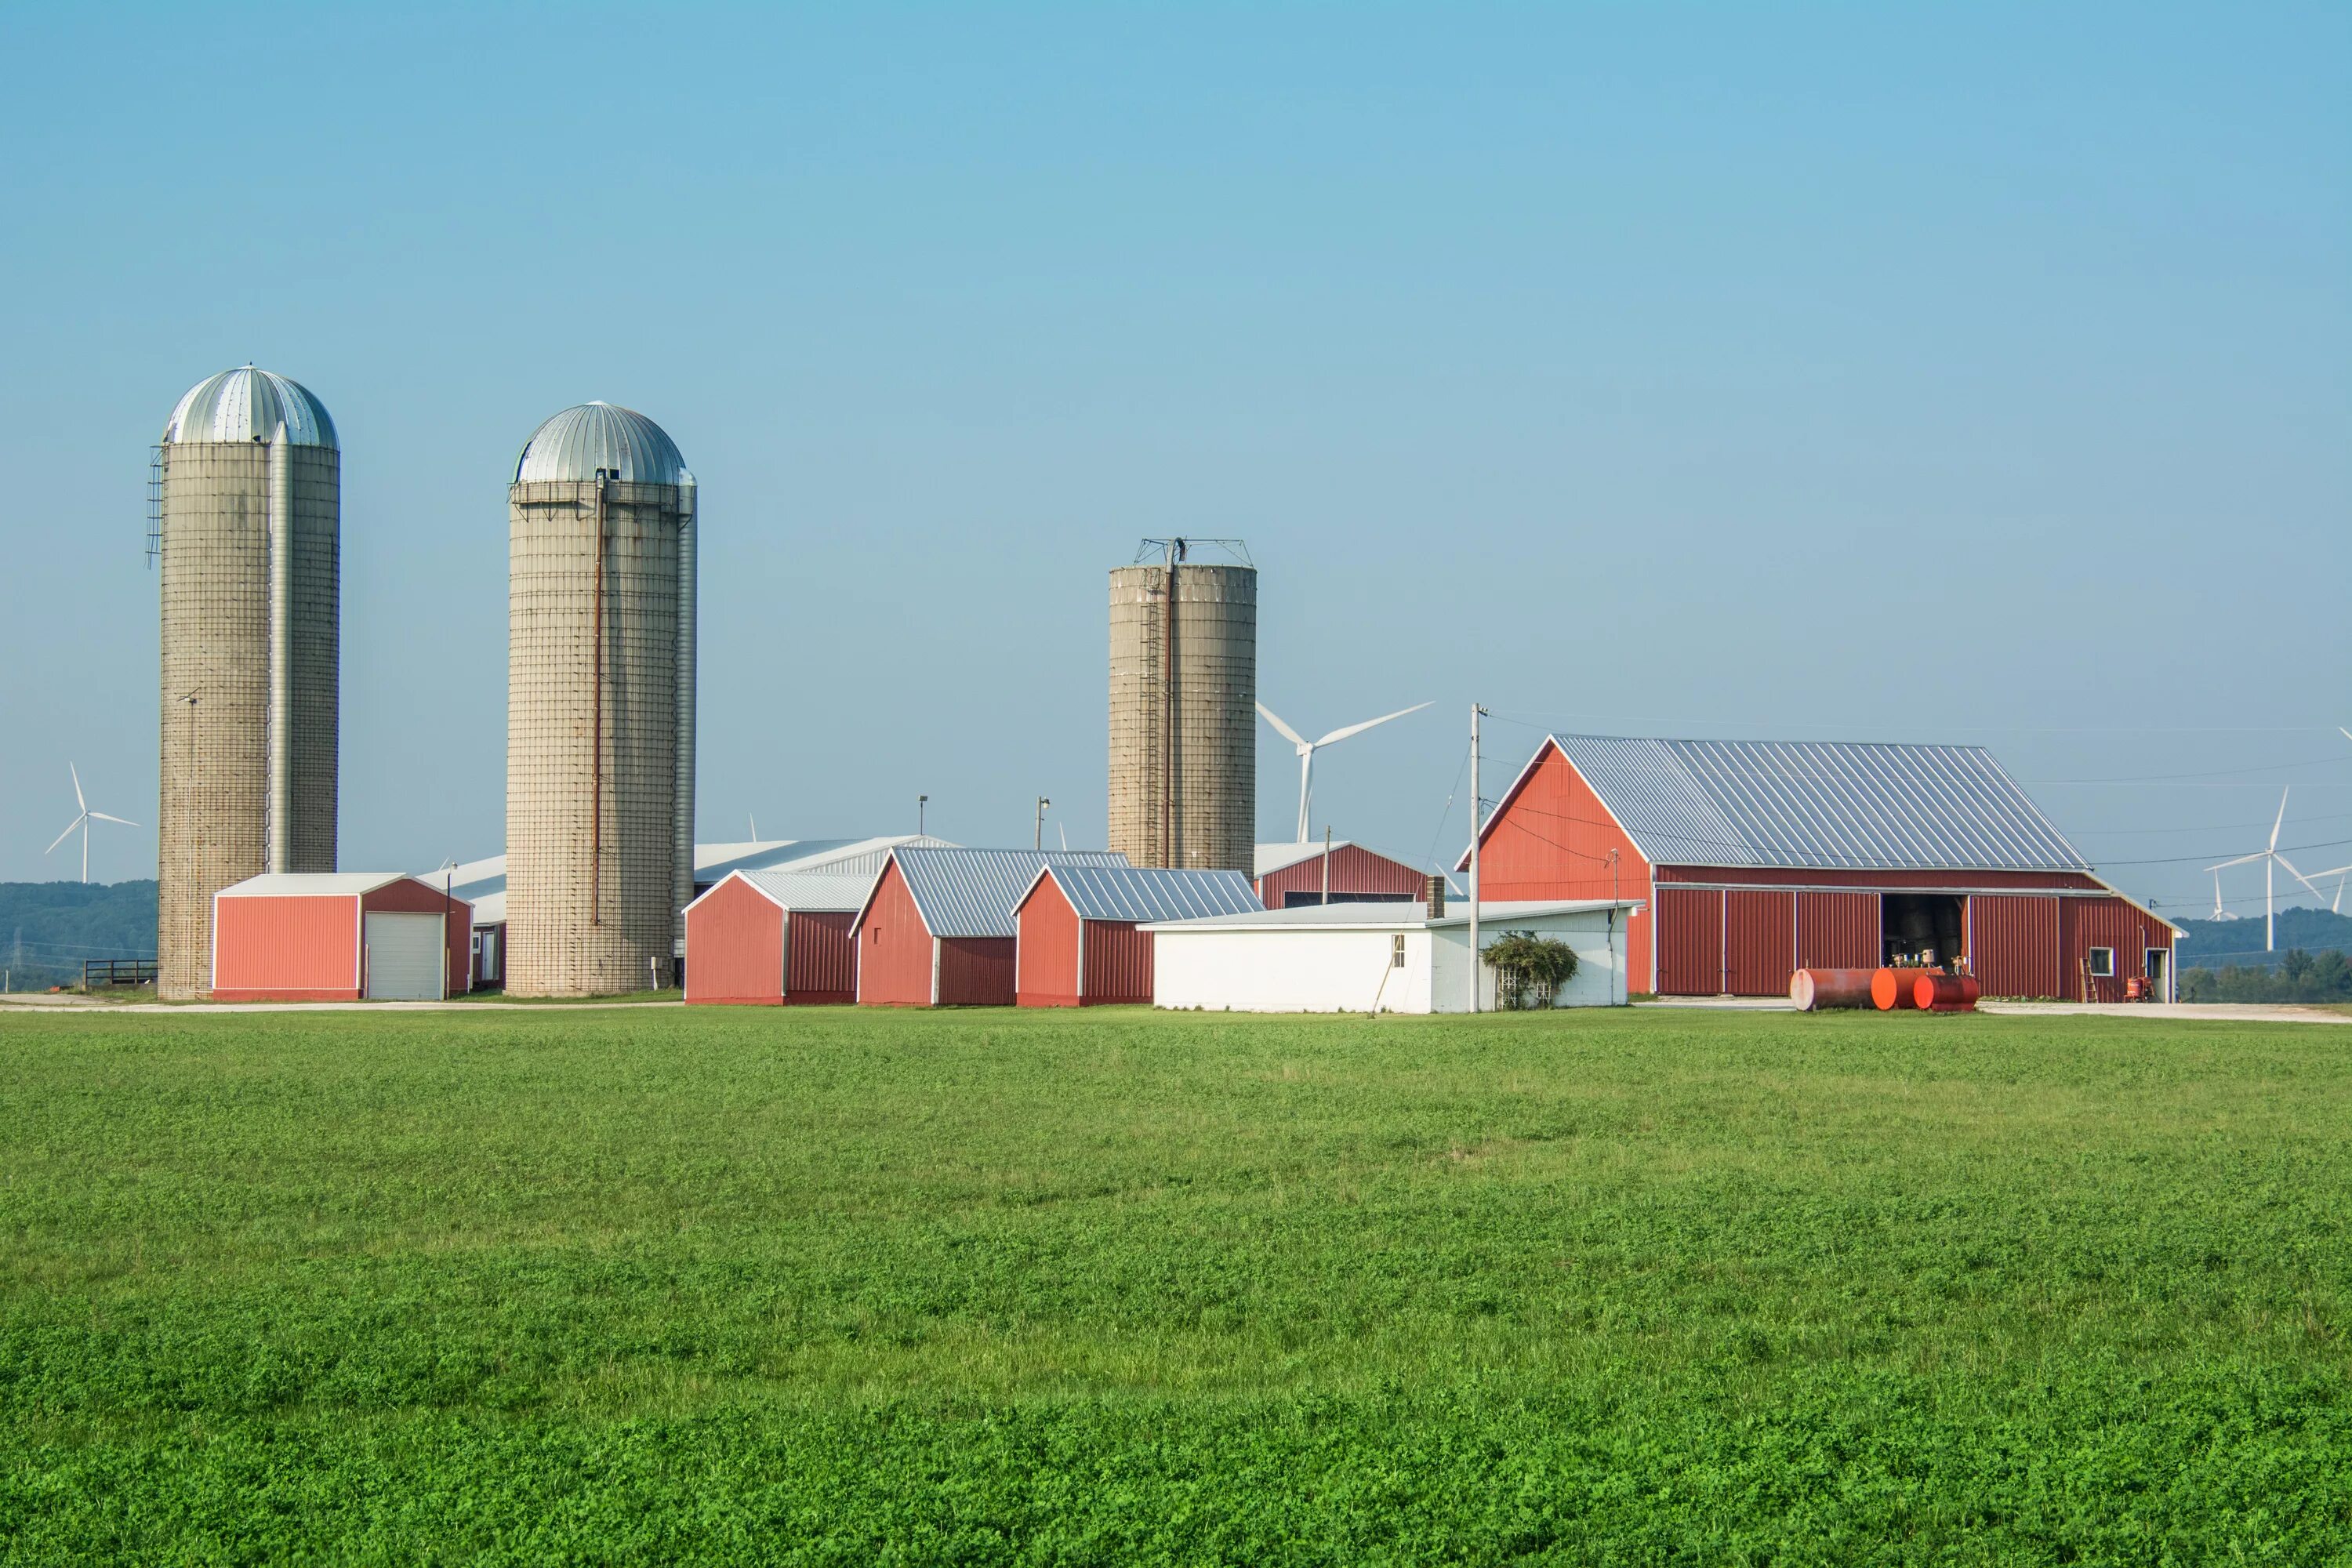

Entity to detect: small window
[871,925,880,944]
[1392,935,1406,967]
[2088,947,2115,978]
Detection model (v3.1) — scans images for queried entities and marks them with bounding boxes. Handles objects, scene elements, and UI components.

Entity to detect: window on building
[2088,946,2115,978]
[2145,949,2167,982]
[1392,935,1406,967]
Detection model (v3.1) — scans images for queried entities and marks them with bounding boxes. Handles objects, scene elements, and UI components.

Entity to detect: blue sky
[0,2,2344,924]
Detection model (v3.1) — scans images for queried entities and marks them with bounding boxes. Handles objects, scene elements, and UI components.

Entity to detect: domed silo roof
[513,402,689,486]
[162,365,338,448]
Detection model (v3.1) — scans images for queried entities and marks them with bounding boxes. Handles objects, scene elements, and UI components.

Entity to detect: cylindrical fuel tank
[1914,973,1981,1012]
[1791,967,1877,1011]
[1871,967,1932,1011]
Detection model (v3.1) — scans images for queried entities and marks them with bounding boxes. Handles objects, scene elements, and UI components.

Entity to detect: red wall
[1017,877,1082,1007]
[360,879,471,998]
[786,911,857,1005]
[685,878,785,1005]
[1258,844,1422,907]
[212,895,360,1000]
[1472,741,1655,991]
[2062,896,2176,1002]
[857,860,936,1006]
[1797,891,1880,970]
[1970,895,2063,999]
[1654,887,1721,995]
[938,937,1017,1006]
[1724,890,1795,996]
[1658,866,2105,893]
[1080,920,1153,1005]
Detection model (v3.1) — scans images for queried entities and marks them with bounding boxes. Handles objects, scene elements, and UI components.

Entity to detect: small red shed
[854,847,1128,1007]
[1254,840,1445,909]
[682,870,875,1006]
[212,873,470,1001]
[1014,864,1262,1007]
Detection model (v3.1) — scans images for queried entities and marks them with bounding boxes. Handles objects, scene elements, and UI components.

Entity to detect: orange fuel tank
[1791,968,1878,1011]
[1914,972,1981,1012]
[1871,967,1930,1011]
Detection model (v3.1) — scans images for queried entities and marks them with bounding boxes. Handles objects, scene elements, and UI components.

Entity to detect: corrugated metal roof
[1254,840,1357,877]
[732,870,877,912]
[513,401,689,485]
[434,836,953,927]
[891,848,1130,938]
[163,365,337,448]
[1040,865,1262,923]
[1544,735,2089,872]
[217,873,418,898]
[1143,898,1637,931]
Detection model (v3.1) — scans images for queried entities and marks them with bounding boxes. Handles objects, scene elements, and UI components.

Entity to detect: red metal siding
[857,860,938,1007]
[2062,896,2175,1002]
[1016,876,1083,1007]
[1474,740,1657,993]
[685,878,785,1005]
[1657,865,2105,893]
[1970,895,2063,1000]
[1796,891,1879,970]
[1080,920,1153,1005]
[212,895,361,1000]
[785,911,857,1005]
[1258,844,1423,908]
[361,879,471,997]
[1724,890,1795,996]
[1655,887,1723,996]
[938,937,1017,1006]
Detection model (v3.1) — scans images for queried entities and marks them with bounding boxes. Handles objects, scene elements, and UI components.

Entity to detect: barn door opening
[1882,894,1965,969]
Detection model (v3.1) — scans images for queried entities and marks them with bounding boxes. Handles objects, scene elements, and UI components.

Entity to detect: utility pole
[1321,825,1333,906]
[1035,797,1051,851]
[917,794,927,837]
[1469,703,1486,1013]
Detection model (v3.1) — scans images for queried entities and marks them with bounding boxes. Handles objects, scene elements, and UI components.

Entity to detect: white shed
[1142,898,1643,1014]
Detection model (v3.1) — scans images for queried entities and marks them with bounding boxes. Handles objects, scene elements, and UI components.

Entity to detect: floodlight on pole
[1257,700,1432,843]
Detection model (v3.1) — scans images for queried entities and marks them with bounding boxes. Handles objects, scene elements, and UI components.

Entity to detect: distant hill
[0,880,157,989]
[2173,906,2352,973]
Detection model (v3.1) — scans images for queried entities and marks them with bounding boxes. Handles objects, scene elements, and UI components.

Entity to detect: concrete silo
[506,403,697,996]
[1108,540,1256,872]
[154,366,341,1000]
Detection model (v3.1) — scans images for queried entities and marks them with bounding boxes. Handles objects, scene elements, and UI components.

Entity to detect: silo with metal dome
[154,365,341,999]
[505,402,698,996]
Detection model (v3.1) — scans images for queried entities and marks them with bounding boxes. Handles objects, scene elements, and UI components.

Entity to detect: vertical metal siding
[1723,890,1795,996]
[784,910,857,1004]
[1970,895,2063,1000]
[684,878,784,1004]
[1016,877,1083,1007]
[857,861,938,1006]
[1080,920,1154,1004]
[1258,844,1425,908]
[2062,896,2173,1002]
[938,937,1018,1005]
[1478,742,1657,995]
[1795,891,1879,970]
[212,895,360,999]
[1655,887,1724,996]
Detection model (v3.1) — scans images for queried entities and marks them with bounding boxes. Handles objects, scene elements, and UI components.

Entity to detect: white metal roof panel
[1254,840,1356,877]
[893,848,1130,938]
[1543,735,2089,872]
[163,365,337,448]
[513,401,689,485]
[217,872,416,898]
[1040,865,1262,923]
[733,870,877,912]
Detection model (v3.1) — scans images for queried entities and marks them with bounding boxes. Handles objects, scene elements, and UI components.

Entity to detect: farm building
[1014,864,1262,1007]
[681,872,873,1005]
[211,873,470,1002]
[1254,840,1451,909]
[1145,897,1641,1013]
[854,847,1127,1007]
[1461,735,2179,1000]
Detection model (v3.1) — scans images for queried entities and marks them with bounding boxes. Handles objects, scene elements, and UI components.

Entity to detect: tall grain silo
[506,402,697,996]
[1108,540,1256,871]
[154,366,341,1000]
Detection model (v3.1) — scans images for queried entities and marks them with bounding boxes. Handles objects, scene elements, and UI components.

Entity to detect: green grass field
[2,1004,2348,1563]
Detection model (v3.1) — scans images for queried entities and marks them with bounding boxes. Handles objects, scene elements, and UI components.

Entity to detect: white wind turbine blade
[89,812,138,827]
[2341,727,2351,743]
[46,815,85,855]
[70,762,85,813]
[1312,702,1432,749]
[1256,702,1308,750]
[2207,851,2267,873]
[2271,854,2331,904]
[2270,787,2290,851]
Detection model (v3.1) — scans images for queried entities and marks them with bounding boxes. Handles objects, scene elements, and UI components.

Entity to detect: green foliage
[1482,931,1578,1008]
[2,1004,2350,1561]
[0,880,156,990]
[2176,908,2352,972]
[2180,949,2352,1004]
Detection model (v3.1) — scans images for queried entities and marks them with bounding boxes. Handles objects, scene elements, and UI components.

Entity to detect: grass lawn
[1,1004,2348,1563]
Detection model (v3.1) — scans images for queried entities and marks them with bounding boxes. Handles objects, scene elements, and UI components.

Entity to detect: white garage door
[364,912,446,1000]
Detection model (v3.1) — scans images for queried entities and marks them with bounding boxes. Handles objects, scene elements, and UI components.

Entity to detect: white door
[364,912,446,1000]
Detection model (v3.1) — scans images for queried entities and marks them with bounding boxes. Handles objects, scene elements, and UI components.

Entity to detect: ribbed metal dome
[162,365,338,448]
[513,401,689,485]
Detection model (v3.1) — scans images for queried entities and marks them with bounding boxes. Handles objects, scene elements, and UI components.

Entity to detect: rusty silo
[1108,539,1256,872]
[154,366,341,999]
[505,402,697,996]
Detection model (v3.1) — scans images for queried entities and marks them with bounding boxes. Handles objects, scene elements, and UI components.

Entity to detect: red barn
[854,848,1129,1007]
[1014,864,1262,1007]
[212,873,470,1001]
[1254,840,1446,909]
[1463,735,2178,1001]
[682,870,876,1006]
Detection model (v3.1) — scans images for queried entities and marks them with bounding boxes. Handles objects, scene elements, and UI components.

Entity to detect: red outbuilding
[1014,863,1263,1007]
[681,870,875,1006]
[1462,735,2179,1001]
[1254,840,1445,909]
[854,847,1128,1007]
[211,873,470,1001]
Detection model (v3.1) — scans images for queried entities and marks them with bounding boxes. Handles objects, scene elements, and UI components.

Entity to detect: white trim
[1453,736,1658,873]
[929,937,942,1007]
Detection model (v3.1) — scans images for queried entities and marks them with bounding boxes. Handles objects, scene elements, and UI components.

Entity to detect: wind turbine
[2205,786,2328,951]
[45,764,138,884]
[1257,700,1432,843]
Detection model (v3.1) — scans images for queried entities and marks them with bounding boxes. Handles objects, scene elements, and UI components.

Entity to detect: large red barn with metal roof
[1463,735,2178,1000]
